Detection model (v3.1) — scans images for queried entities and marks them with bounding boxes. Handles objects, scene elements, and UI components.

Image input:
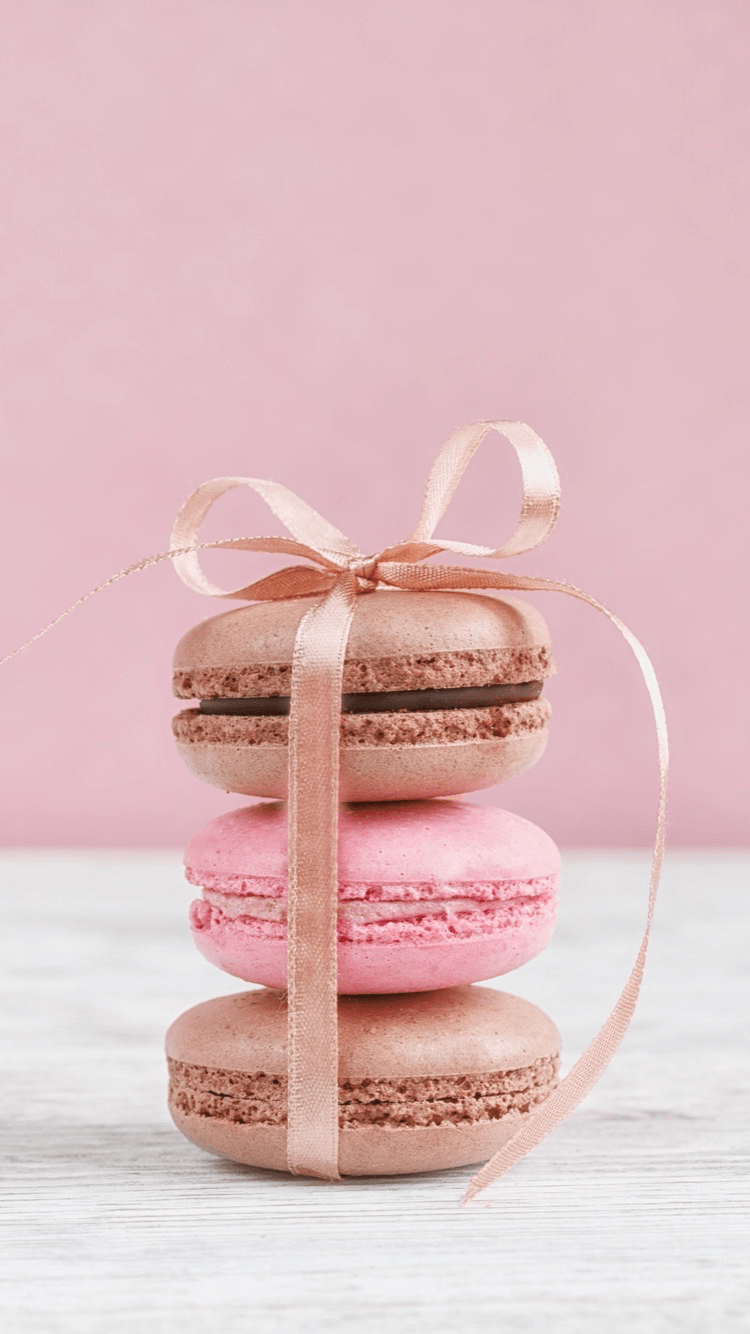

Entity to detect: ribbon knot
[348,556,381,592]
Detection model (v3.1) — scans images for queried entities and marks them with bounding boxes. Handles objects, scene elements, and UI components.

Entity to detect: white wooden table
[2,848,748,1333]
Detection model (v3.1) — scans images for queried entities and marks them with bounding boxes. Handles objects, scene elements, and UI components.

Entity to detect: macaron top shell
[165,985,561,1080]
[185,799,561,890]
[173,590,553,698]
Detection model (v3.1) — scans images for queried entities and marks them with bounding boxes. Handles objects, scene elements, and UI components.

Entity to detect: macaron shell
[168,1111,529,1176]
[174,728,548,802]
[165,987,559,1075]
[185,799,560,884]
[173,590,553,693]
[190,919,557,993]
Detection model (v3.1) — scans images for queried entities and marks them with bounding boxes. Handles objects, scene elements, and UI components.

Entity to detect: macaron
[186,799,560,993]
[166,985,561,1176]
[172,590,554,802]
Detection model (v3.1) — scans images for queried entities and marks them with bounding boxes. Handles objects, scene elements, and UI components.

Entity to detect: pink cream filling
[188,873,558,946]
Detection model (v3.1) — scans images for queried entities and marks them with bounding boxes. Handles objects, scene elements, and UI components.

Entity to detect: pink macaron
[186,799,560,994]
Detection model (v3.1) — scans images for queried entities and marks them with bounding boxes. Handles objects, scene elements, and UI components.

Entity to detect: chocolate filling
[198,680,543,717]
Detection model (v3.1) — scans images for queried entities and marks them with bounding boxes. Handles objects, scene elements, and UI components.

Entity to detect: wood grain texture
[1,848,748,1333]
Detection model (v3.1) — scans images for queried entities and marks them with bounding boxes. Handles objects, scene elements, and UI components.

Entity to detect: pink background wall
[1,2,747,847]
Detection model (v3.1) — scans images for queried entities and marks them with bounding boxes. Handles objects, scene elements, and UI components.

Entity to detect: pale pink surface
[1,5,748,847]
[185,800,559,993]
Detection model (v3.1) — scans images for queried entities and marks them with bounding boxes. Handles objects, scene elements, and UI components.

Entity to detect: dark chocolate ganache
[198,681,543,717]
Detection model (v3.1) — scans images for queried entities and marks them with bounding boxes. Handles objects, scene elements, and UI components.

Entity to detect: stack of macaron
[166,589,563,1175]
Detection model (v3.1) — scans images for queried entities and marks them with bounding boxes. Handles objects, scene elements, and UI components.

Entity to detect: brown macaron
[166,985,561,1176]
[172,590,554,802]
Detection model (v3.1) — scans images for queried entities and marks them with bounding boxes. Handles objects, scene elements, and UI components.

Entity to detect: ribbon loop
[170,475,362,598]
[409,420,561,557]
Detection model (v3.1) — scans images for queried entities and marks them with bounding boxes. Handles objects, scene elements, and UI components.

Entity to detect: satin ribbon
[2,420,668,1201]
[168,420,669,1196]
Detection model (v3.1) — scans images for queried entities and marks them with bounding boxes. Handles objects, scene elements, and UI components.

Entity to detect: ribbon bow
[2,420,667,1202]
[169,421,669,1201]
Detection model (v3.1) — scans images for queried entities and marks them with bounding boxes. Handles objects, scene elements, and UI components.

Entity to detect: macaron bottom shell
[168,1108,536,1176]
[174,727,548,802]
[189,897,557,993]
